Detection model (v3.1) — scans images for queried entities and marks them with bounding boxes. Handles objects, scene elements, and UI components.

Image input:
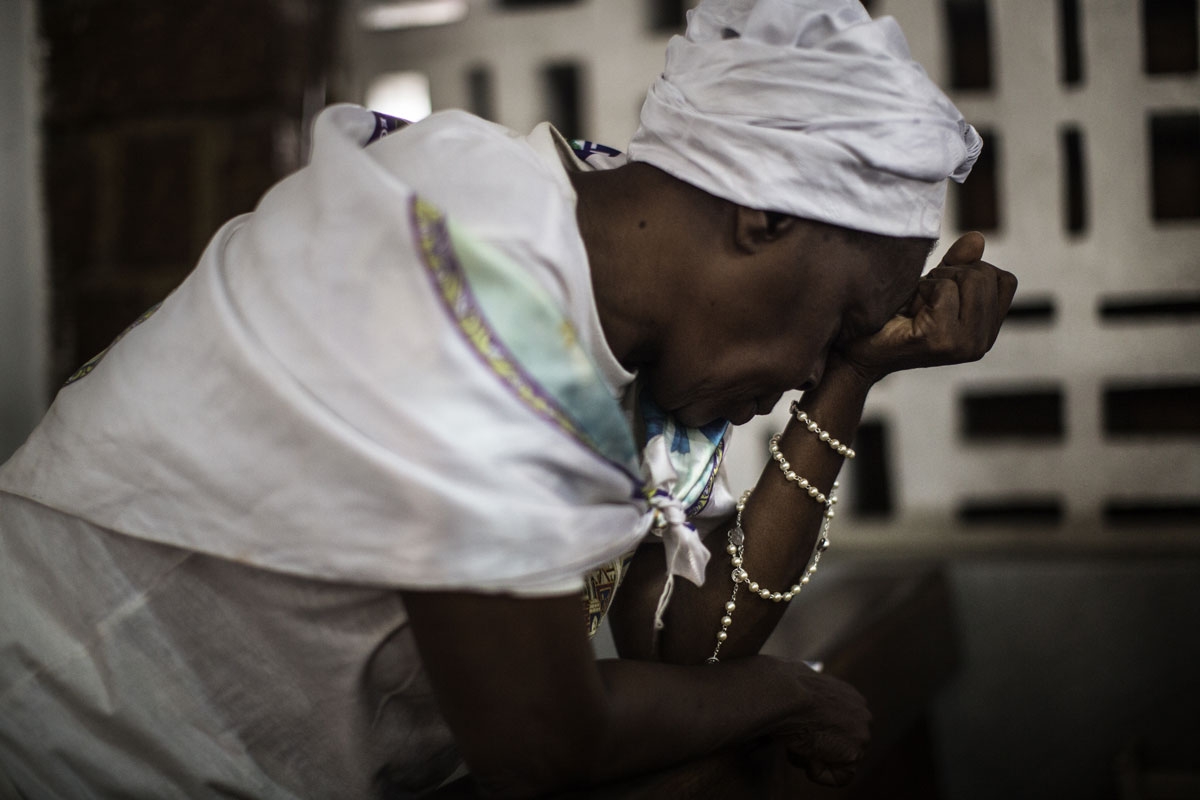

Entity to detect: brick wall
[38,0,337,386]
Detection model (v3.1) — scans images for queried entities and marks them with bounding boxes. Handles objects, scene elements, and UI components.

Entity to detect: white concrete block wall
[340,0,680,146]
[341,0,1200,550]
[873,0,1200,548]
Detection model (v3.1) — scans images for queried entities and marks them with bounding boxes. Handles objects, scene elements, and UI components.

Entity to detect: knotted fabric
[628,0,982,238]
[642,432,713,629]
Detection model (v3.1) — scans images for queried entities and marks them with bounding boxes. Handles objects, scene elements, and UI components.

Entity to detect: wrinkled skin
[628,210,931,427]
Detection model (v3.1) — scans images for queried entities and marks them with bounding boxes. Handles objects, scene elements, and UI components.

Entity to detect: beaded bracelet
[769,433,829,504]
[788,400,855,459]
[707,482,837,664]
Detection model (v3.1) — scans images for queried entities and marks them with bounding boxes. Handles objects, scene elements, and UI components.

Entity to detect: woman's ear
[733,206,797,253]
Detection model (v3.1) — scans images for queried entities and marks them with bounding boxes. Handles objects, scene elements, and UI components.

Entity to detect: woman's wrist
[811,353,879,400]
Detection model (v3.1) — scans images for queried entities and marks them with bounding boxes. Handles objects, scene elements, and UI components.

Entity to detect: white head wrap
[628,0,982,238]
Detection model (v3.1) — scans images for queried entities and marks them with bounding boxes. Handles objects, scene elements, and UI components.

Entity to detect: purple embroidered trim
[409,195,640,487]
[685,436,727,517]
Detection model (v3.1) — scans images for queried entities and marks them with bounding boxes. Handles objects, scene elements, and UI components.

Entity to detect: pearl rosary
[769,433,830,504]
[707,415,845,663]
[790,399,855,459]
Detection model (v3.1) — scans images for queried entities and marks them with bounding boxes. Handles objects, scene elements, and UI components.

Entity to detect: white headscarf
[628,0,982,238]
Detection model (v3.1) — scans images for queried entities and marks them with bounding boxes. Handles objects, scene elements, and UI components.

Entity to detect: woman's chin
[675,403,753,427]
[727,405,757,426]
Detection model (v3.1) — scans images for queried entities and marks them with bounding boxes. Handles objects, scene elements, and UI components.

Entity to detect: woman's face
[643,227,928,426]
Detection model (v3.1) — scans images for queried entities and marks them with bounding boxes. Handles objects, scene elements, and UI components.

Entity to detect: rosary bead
[721,615,733,627]
[726,543,738,555]
[717,631,728,642]
[783,592,793,601]
[731,556,743,567]
[771,593,782,602]
[748,582,760,593]
[725,601,736,613]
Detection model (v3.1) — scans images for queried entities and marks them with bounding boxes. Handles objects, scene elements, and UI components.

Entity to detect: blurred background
[1,0,1198,797]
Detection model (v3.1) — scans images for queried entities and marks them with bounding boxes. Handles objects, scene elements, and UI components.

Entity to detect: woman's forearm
[589,654,828,781]
[403,590,867,798]
[611,357,874,664]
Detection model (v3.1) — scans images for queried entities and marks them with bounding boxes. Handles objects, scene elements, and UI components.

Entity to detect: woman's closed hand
[837,231,1018,384]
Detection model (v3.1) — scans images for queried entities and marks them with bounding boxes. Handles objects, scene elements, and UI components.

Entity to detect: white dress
[0,106,733,798]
